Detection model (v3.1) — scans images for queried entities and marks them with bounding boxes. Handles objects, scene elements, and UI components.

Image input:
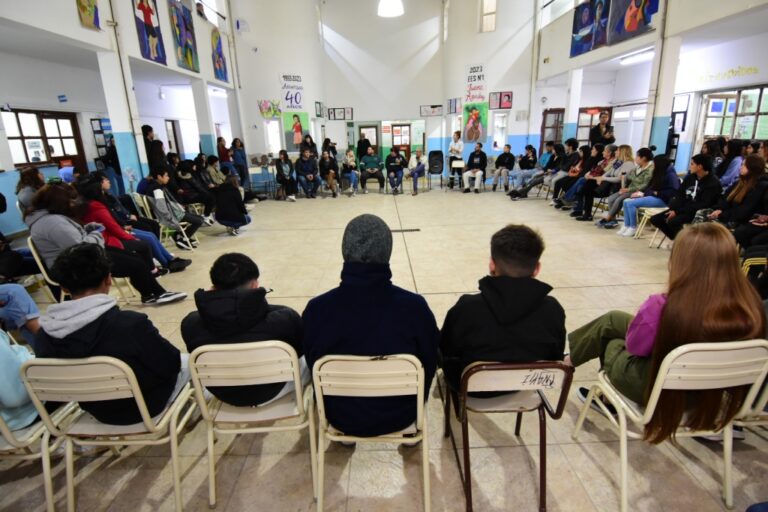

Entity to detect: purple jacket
[626,294,667,357]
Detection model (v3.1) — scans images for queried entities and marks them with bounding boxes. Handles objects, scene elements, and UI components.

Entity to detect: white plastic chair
[189,341,317,507]
[313,354,430,511]
[572,339,768,512]
[442,361,574,512]
[21,356,197,512]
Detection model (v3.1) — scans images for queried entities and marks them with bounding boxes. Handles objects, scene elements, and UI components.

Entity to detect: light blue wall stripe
[200,134,216,156]
[112,131,143,193]
[675,142,692,174]
[649,116,671,155]
[0,165,59,235]
[563,123,577,141]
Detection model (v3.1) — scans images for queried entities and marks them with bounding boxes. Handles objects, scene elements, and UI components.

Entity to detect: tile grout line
[392,195,419,294]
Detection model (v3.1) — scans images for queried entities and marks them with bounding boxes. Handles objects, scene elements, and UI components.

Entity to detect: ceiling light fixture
[377,0,404,18]
[620,50,654,66]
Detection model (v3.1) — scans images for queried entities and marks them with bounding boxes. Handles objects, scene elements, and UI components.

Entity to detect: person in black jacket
[385,147,407,195]
[440,224,566,391]
[463,142,487,193]
[491,144,515,192]
[175,159,216,218]
[214,174,251,236]
[303,215,439,437]
[299,135,318,158]
[650,154,722,240]
[274,150,297,201]
[589,111,616,146]
[319,150,340,198]
[181,253,305,407]
[34,244,184,425]
[356,134,371,161]
[705,155,767,226]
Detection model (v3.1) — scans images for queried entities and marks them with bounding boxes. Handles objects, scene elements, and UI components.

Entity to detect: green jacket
[626,163,654,193]
[360,154,383,171]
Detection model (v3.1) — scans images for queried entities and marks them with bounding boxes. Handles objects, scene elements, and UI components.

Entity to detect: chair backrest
[189,341,306,420]
[313,354,425,430]
[21,356,160,435]
[26,238,59,288]
[132,192,151,218]
[428,150,444,174]
[460,361,574,418]
[642,339,768,424]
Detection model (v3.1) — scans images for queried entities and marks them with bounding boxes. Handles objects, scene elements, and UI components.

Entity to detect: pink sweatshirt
[626,294,667,357]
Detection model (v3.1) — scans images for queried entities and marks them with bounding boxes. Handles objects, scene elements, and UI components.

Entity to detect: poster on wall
[489,92,513,110]
[279,73,304,110]
[315,101,323,117]
[77,0,100,30]
[345,107,353,121]
[169,1,199,72]
[448,98,462,114]
[607,0,659,45]
[570,0,610,58]
[464,64,487,103]
[134,0,166,65]
[420,105,444,117]
[282,111,309,151]
[258,100,281,119]
[211,28,228,82]
[463,102,487,143]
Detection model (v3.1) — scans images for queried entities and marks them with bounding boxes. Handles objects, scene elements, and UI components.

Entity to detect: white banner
[465,64,486,103]
[279,72,304,110]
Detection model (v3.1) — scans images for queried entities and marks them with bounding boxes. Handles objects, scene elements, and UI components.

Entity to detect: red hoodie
[82,201,137,250]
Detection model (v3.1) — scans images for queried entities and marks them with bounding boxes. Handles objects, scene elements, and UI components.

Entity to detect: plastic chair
[141,192,198,251]
[21,357,197,512]
[442,362,573,512]
[189,341,317,507]
[313,354,430,511]
[251,165,276,198]
[572,339,768,512]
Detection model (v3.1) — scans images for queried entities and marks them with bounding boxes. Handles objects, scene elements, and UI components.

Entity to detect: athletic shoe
[622,227,637,237]
[603,220,619,229]
[576,215,593,221]
[141,295,158,305]
[576,387,616,417]
[393,188,399,195]
[492,184,497,192]
[174,238,193,251]
[287,195,296,202]
[351,190,357,197]
[504,186,509,192]
[560,206,572,212]
[363,189,369,194]
[412,190,418,196]
[474,189,480,194]
[332,191,337,198]
[379,188,384,194]
[570,211,582,218]
[153,267,170,277]
[697,427,746,442]
[167,258,192,273]
[463,188,471,194]
[616,226,628,236]
[155,291,187,305]
[203,216,215,226]
[596,218,608,227]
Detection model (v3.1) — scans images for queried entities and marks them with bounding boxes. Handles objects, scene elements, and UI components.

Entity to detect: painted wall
[613,61,653,104]
[666,0,768,37]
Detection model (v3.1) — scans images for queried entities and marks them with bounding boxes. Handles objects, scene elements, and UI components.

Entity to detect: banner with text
[279,72,304,110]
[465,64,487,103]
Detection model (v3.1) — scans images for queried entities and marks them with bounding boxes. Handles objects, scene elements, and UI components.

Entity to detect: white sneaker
[622,227,637,237]
[154,291,187,305]
[363,189,369,194]
[616,226,628,236]
[351,190,357,197]
[203,216,215,226]
[287,195,296,202]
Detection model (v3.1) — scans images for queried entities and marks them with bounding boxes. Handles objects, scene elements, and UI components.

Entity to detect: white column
[563,68,583,142]
[642,36,682,152]
[191,78,217,155]
[527,0,542,149]
[0,120,14,171]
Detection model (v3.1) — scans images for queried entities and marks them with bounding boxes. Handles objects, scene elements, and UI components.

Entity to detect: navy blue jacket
[643,165,680,204]
[303,263,439,437]
[295,157,318,178]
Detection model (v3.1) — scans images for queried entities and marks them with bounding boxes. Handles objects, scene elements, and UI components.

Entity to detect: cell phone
[606,125,614,132]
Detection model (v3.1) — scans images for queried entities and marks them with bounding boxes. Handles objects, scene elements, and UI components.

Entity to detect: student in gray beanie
[303,214,439,437]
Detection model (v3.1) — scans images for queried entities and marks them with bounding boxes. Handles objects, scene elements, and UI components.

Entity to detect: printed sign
[279,73,304,110]
[465,64,486,103]
[420,104,444,117]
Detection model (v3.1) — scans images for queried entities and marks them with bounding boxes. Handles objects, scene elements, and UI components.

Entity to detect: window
[2,110,82,166]
[541,0,574,28]
[540,108,564,154]
[701,87,768,141]
[492,113,507,150]
[266,120,281,156]
[443,0,449,42]
[577,107,612,147]
[480,0,496,33]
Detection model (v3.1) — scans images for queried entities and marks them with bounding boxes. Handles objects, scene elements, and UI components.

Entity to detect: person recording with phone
[590,111,616,147]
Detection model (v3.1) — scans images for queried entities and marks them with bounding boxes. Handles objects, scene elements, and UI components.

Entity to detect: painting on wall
[282,111,309,151]
[463,102,488,143]
[258,100,281,119]
[489,92,513,110]
[570,0,610,58]
[607,0,659,45]
[169,1,199,72]
[77,0,100,30]
[134,0,166,64]
[211,28,228,82]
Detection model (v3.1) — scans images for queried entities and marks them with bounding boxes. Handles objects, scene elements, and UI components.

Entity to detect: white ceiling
[680,4,768,54]
[129,57,193,86]
[0,20,99,70]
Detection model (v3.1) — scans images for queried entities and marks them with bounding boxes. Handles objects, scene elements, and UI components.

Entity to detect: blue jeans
[622,196,667,228]
[216,214,251,229]
[564,177,586,202]
[344,171,359,191]
[131,229,173,267]
[509,169,536,189]
[388,170,403,190]
[298,175,320,196]
[0,284,40,347]
[410,168,424,191]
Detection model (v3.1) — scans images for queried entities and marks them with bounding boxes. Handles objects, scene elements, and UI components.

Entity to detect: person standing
[360,146,385,194]
[407,148,428,196]
[103,137,125,196]
[448,131,464,189]
[463,143,487,194]
[492,144,515,192]
[356,133,371,162]
[299,135,318,158]
[296,148,320,198]
[217,137,234,174]
[589,111,616,146]
[385,148,407,195]
[230,138,250,190]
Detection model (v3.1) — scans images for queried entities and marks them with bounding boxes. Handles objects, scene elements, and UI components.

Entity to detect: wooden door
[540,108,564,154]
[359,125,378,154]
[392,123,411,160]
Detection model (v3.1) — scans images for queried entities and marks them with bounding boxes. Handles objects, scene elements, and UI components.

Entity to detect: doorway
[611,107,646,153]
[540,108,564,154]
[392,123,411,160]
[165,119,183,156]
[359,125,379,154]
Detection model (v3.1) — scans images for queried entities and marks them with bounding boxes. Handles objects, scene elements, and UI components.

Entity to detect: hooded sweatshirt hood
[194,287,269,337]
[40,294,117,339]
[478,275,553,325]
[23,208,49,228]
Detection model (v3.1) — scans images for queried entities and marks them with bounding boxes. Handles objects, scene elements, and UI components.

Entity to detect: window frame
[701,86,768,141]
[577,106,613,147]
[2,109,84,167]
[480,0,497,33]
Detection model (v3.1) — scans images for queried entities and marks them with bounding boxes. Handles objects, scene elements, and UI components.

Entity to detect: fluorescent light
[378,0,404,17]
[620,51,654,66]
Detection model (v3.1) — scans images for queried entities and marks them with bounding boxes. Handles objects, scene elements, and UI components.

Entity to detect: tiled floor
[2,185,767,511]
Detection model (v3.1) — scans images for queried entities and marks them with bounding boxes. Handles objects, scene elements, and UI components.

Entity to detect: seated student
[0,327,39,431]
[537,141,554,170]
[136,174,154,196]
[552,145,589,205]
[491,144,515,192]
[181,253,306,406]
[342,149,360,196]
[145,168,206,250]
[25,184,185,305]
[718,139,745,190]
[545,138,579,195]
[619,155,680,237]
[275,150,298,202]
[569,144,622,220]
[567,223,764,443]
[508,143,566,199]
[303,214,439,437]
[215,174,251,236]
[359,146,385,194]
[556,144,604,209]
[463,142,487,194]
[385,148,407,195]
[319,150,339,198]
[175,160,216,219]
[440,224,565,391]
[35,244,186,425]
[206,155,227,187]
[296,148,320,198]
[407,148,427,196]
[16,167,45,212]
[507,145,537,193]
[702,154,767,228]
[0,284,41,347]
[447,131,464,189]
[650,154,722,241]
[588,146,654,224]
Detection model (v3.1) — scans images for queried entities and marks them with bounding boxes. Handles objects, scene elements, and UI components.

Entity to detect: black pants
[733,223,768,248]
[0,248,39,281]
[554,175,579,200]
[277,174,298,196]
[448,156,463,187]
[579,180,612,215]
[105,247,165,298]
[122,239,155,271]
[360,170,385,189]
[130,217,160,238]
[180,213,203,238]
[179,191,215,216]
[650,211,692,240]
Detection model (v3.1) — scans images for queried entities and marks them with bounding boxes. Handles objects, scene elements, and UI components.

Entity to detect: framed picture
[335,108,345,120]
[673,111,687,133]
[91,119,102,131]
[672,94,689,113]
[499,91,513,109]
[328,108,336,120]
[345,107,353,120]
[94,133,106,146]
[315,101,323,117]
[489,92,500,110]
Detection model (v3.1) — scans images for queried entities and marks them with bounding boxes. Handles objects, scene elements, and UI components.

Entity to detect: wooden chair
[572,339,768,512]
[741,257,767,276]
[442,362,574,512]
[21,357,197,512]
[189,341,317,507]
[313,354,430,511]
[634,207,669,240]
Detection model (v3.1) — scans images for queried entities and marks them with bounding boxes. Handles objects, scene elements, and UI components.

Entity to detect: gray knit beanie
[342,214,393,264]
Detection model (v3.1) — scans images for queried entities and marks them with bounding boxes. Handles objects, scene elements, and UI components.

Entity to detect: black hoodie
[181,287,303,406]
[439,276,566,391]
